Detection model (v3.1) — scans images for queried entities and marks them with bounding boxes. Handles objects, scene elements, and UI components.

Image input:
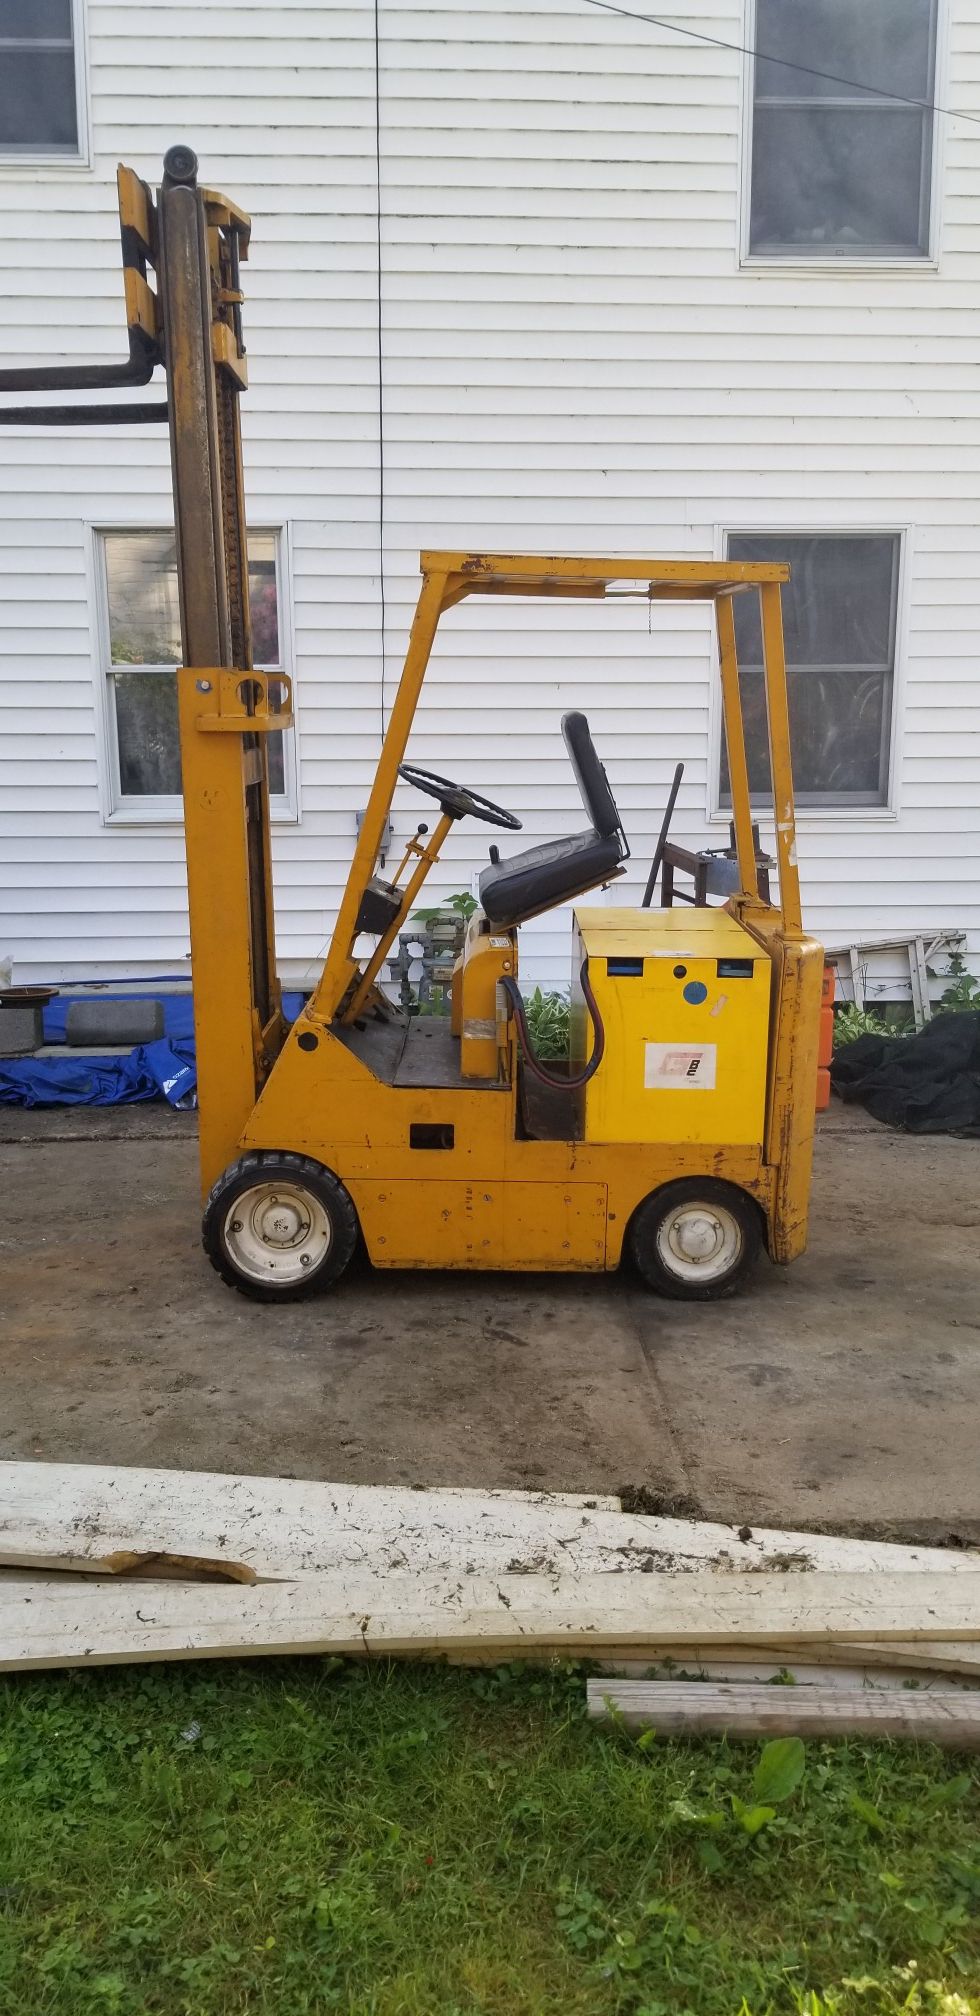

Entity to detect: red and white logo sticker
[644,1042,717,1090]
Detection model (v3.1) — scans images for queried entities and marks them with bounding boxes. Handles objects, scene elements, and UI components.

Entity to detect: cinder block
[66,999,165,1048]
[0,1003,45,1057]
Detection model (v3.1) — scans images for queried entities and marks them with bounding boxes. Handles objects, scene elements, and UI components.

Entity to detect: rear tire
[203,1151,359,1301]
[627,1178,761,1301]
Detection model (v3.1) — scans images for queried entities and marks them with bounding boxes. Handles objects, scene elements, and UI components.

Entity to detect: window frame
[90,522,300,827]
[738,0,947,270]
[707,523,910,823]
[0,0,90,171]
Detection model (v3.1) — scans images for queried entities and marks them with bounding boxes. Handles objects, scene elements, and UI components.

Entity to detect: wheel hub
[223,1179,332,1285]
[657,1200,742,1283]
[673,1211,724,1262]
[256,1194,308,1247]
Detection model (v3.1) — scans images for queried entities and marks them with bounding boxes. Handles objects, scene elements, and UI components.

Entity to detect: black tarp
[830,1010,980,1135]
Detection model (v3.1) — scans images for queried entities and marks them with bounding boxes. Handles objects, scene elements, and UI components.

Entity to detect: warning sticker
[644,1041,717,1091]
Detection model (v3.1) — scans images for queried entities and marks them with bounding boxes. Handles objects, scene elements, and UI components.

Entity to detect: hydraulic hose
[501,961,605,1091]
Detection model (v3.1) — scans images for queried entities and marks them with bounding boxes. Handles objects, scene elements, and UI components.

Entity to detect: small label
[644,1041,717,1090]
[489,936,511,949]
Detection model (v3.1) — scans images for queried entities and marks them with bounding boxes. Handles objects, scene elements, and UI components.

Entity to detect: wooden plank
[590,1639,980,1680]
[0,1461,971,1585]
[589,1657,980,1692]
[587,1679,980,1748]
[6,1578,975,1678]
[1,1571,979,1674]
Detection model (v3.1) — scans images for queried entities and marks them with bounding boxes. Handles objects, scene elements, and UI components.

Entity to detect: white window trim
[706,522,912,825]
[0,0,91,172]
[89,521,301,828]
[737,0,948,273]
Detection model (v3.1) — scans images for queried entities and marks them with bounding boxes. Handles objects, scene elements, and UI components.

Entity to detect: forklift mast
[0,146,292,1185]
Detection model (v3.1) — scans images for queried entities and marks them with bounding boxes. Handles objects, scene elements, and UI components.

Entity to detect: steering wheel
[398,763,523,832]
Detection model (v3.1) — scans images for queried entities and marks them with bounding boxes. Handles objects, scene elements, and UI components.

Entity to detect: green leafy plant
[936,948,980,1015]
[524,987,570,1060]
[751,1735,807,1804]
[667,1736,807,1862]
[410,891,477,925]
[832,1004,895,1050]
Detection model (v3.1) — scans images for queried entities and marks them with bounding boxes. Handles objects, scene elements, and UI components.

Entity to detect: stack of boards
[1,1462,978,1747]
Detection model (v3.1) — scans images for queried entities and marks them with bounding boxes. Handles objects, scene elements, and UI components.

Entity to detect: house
[1,0,977,1007]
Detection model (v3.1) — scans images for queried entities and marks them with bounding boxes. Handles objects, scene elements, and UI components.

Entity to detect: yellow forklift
[0,150,823,1302]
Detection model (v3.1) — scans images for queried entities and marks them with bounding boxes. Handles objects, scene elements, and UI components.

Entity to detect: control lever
[641,761,684,908]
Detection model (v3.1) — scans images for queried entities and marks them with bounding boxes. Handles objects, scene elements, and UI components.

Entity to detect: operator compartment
[571,907,771,1146]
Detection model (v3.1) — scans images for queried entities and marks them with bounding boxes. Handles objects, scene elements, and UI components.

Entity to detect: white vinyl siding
[0,0,978,1010]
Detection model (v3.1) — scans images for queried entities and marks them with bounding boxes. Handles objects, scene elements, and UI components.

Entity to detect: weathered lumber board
[591,1657,980,1691]
[589,1640,980,1679]
[0,1461,971,1585]
[6,1574,976,1680]
[587,1679,980,1747]
[1,1570,978,1673]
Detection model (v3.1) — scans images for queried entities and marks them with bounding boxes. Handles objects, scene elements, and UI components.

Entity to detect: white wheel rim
[223,1180,331,1287]
[655,1199,742,1285]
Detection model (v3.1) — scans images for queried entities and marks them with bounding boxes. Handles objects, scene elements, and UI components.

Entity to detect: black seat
[478,712,628,929]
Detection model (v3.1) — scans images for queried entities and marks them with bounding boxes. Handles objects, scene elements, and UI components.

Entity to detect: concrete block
[66,1000,165,1048]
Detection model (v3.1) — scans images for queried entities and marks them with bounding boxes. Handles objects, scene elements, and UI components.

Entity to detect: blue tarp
[0,1037,197,1109]
[0,990,308,1108]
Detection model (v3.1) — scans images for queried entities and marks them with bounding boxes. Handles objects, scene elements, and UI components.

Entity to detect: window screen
[102,530,289,808]
[723,534,900,805]
[0,0,79,155]
[749,0,937,257]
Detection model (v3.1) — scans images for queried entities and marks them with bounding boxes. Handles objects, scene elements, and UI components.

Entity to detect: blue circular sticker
[682,980,708,1005]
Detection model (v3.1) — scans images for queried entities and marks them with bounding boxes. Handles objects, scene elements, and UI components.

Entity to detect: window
[0,0,82,157]
[722,533,901,806]
[747,0,938,258]
[100,529,294,817]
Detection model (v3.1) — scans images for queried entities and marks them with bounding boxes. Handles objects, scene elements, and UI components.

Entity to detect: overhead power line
[581,0,980,128]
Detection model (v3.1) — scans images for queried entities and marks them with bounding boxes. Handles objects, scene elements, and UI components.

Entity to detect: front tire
[627,1178,761,1301]
[203,1151,359,1300]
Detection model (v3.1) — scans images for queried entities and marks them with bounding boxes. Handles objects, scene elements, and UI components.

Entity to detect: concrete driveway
[0,1103,977,1543]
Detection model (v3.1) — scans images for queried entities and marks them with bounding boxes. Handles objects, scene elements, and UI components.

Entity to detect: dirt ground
[0,1102,977,1544]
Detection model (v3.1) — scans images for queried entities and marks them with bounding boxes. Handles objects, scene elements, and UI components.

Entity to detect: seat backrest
[561,711,623,840]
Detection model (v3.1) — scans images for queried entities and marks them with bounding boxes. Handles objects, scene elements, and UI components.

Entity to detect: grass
[0,1658,977,2015]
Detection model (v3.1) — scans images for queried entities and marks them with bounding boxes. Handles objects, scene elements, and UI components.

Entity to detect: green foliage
[524,986,571,1060]
[665,1736,807,1853]
[413,987,449,1019]
[0,1663,976,2015]
[832,1004,898,1050]
[936,948,980,1015]
[752,1734,807,1804]
[410,891,477,925]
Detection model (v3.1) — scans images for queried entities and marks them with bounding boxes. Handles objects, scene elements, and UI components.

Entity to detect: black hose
[501,961,605,1091]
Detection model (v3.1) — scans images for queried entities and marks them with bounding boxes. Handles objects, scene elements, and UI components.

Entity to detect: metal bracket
[188,668,294,734]
[0,166,162,425]
[0,154,251,425]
